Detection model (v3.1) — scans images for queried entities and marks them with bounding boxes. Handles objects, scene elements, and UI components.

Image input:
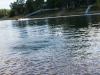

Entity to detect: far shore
[30,10,100,17]
[0,10,100,20]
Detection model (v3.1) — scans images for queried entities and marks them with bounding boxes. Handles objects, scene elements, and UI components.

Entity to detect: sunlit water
[1,14,100,75]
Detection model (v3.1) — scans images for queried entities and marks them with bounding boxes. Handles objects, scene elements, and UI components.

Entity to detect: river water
[0,14,100,75]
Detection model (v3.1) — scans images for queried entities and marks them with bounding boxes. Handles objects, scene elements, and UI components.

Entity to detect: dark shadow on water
[12,14,100,30]
[67,16,88,28]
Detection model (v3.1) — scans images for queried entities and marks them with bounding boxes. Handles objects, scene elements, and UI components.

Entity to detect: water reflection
[13,19,48,27]
[13,15,100,29]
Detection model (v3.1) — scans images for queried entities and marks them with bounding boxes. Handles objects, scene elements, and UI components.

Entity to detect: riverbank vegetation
[0,0,100,19]
[0,9,10,18]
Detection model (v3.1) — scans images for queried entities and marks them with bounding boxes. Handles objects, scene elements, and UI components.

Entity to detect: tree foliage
[9,0,99,17]
[9,1,25,17]
[25,0,35,13]
[46,0,96,9]
[97,0,100,9]
[34,0,44,9]
[0,9,10,18]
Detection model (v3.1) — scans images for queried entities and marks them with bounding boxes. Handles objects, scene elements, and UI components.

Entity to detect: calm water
[1,14,100,75]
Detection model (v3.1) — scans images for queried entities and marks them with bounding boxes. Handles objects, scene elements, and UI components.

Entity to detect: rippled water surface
[1,14,100,75]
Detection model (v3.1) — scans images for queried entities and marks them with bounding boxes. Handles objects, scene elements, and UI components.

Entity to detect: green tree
[34,0,44,9]
[25,0,35,13]
[47,0,55,8]
[9,9,16,17]
[55,0,66,8]
[97,0,100,9]
[9,0,25,17]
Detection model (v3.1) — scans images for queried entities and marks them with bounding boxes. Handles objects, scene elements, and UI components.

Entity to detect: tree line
[9,0,100,17]
[0,9,10,18]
